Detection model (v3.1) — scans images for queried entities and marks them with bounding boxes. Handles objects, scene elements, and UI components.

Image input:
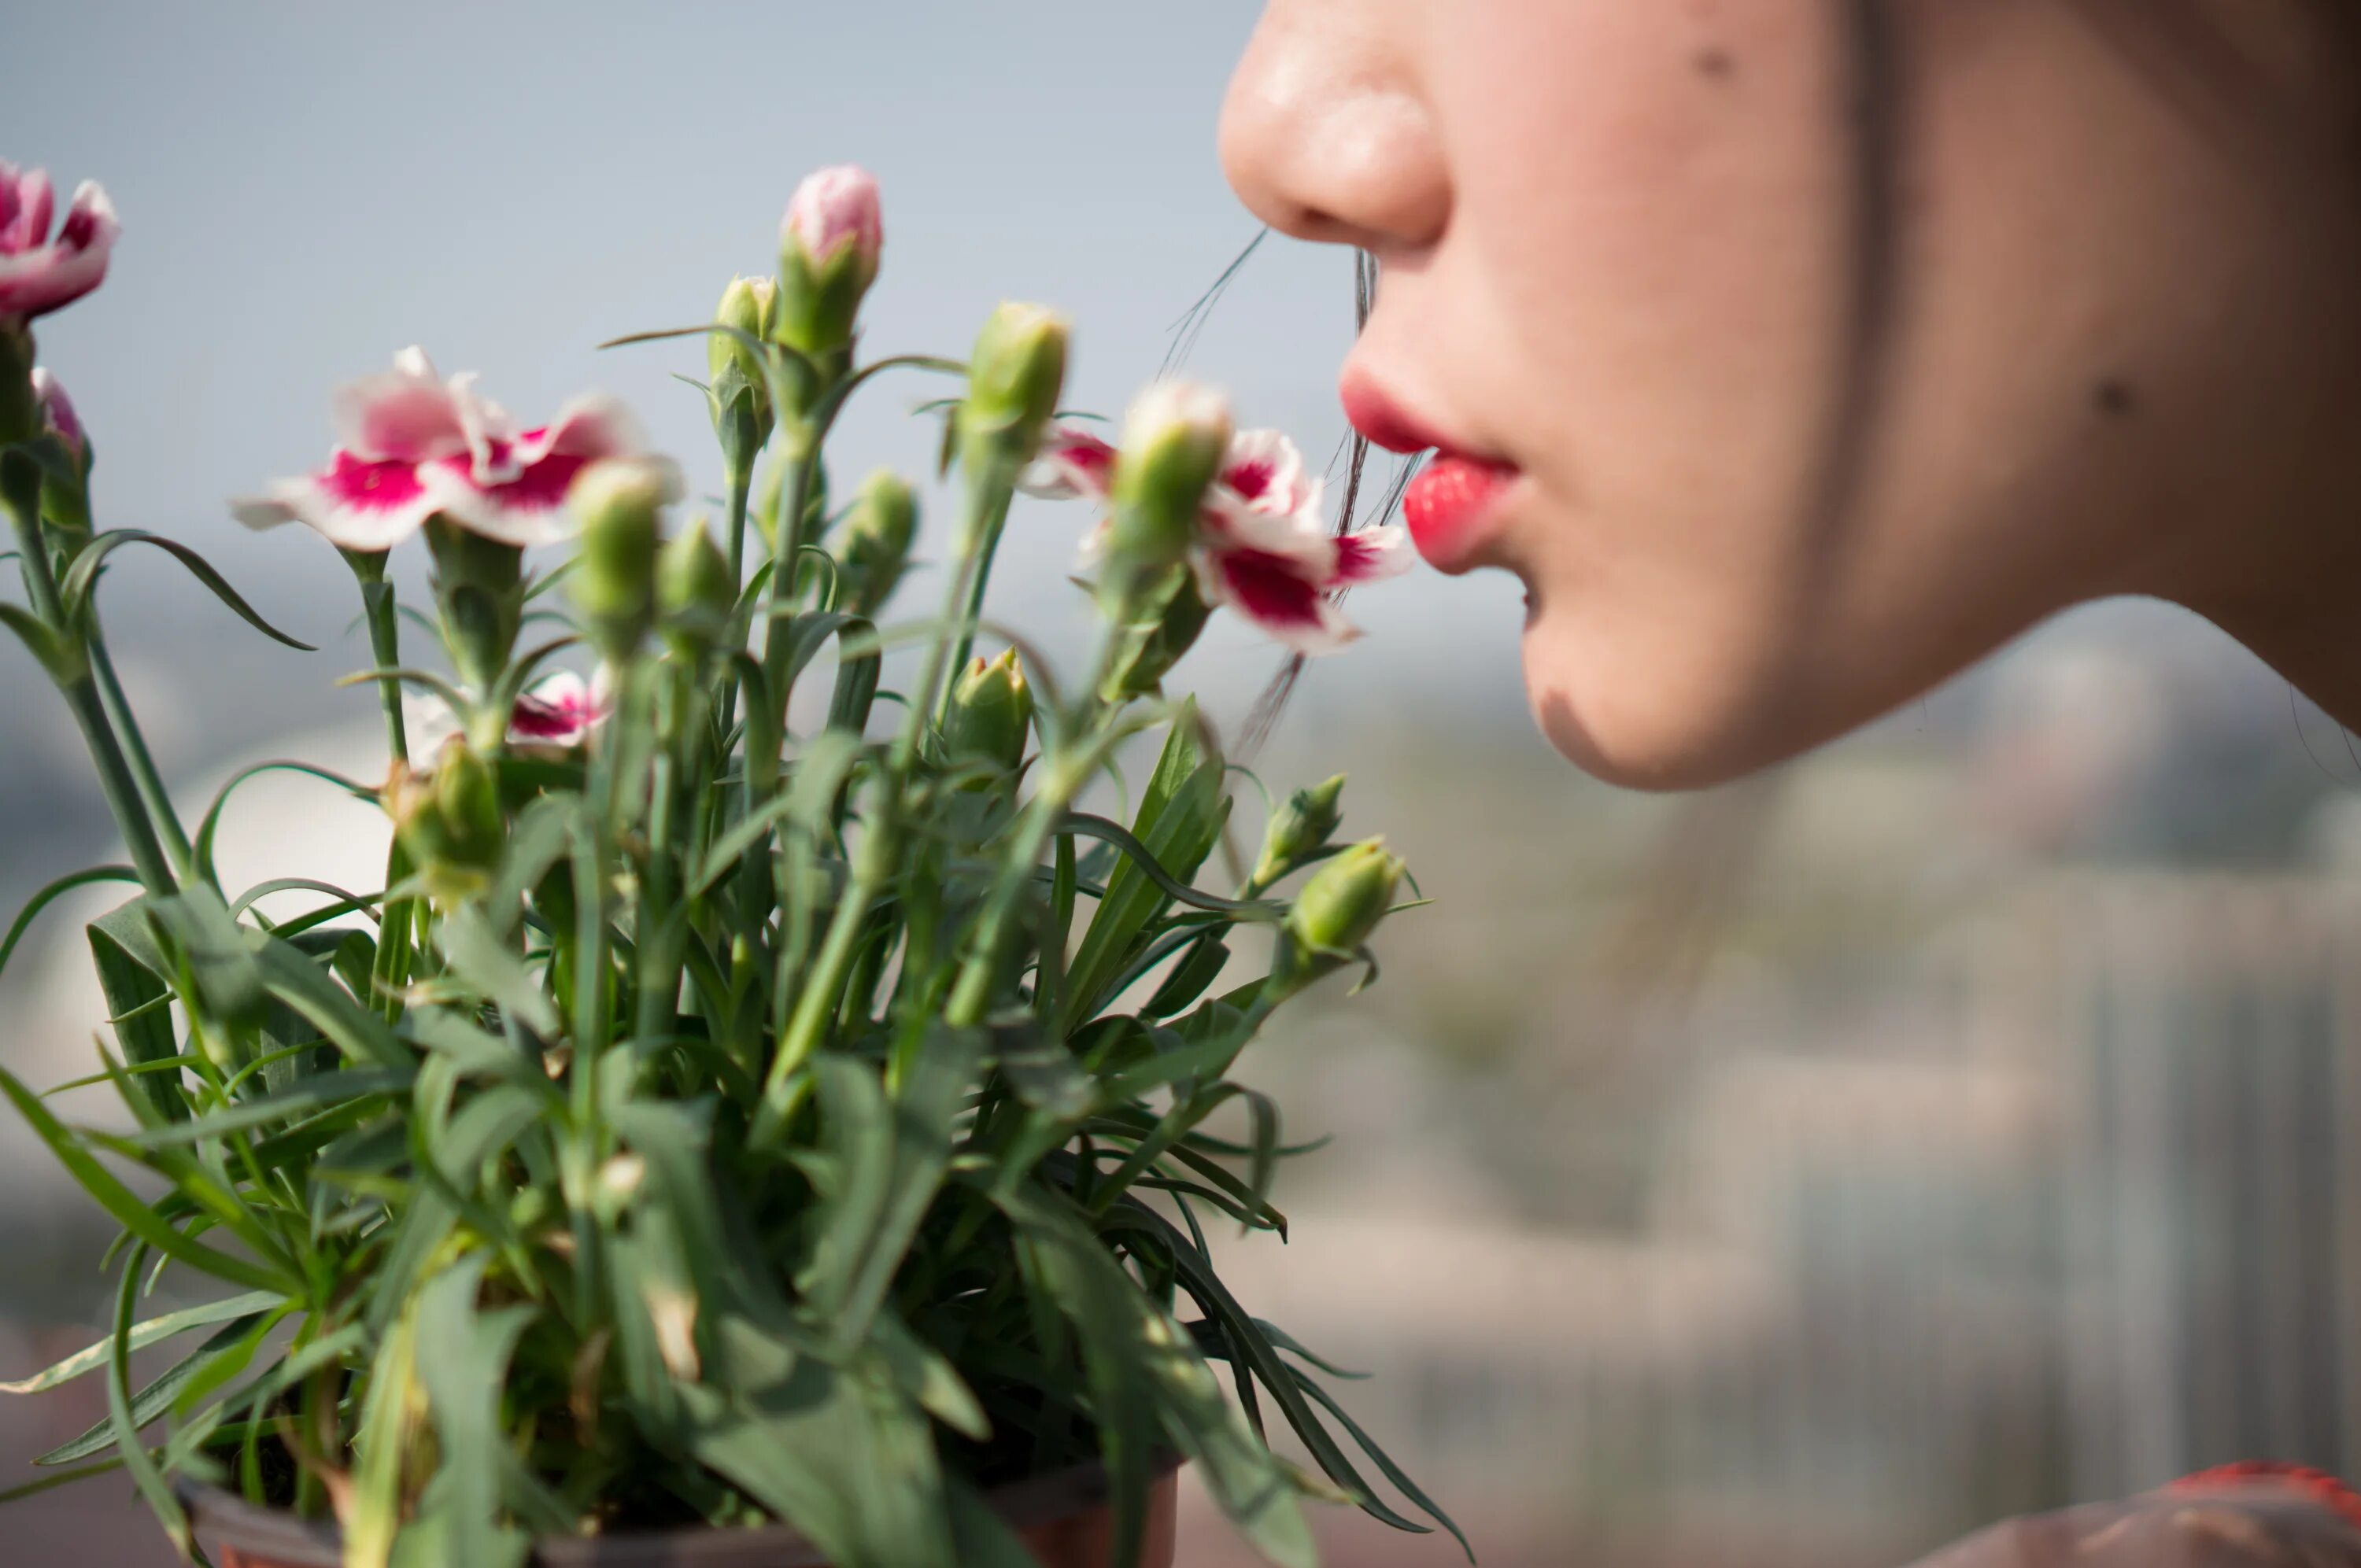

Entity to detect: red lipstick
[1340,373,1519,569]
[1402,458,1517,566]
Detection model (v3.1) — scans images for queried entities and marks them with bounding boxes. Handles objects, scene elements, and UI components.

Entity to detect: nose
[1218,2,1452,256]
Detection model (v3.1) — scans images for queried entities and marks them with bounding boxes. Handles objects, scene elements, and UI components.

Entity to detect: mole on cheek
[1694,46,1736,79]
[2093,378,2137,418]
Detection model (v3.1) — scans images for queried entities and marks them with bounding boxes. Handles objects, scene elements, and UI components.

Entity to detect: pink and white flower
[782,164,883,282]
[1025,420,1410,654]
[508,669,612,747]
[0,164,117,322]
[234,348,666,553]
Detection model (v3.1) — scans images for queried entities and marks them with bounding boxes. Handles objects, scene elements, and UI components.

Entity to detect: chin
[1517,613,1809,792]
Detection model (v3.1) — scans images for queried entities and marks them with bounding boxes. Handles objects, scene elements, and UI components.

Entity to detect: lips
[1339,373,1518,569]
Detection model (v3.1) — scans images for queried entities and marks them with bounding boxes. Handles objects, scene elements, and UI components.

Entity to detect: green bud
[709,275,778,468]
[1103,381,1230,594]
[963,302,1068,462]
[387,742,505,900]
[1253,774,1347,888]
[940,648,1033,780]
[1285,838,1405,958]
[29,367,91,533]
[568,457,680,660]
[657,514,736,656]
[710,275,778,386]
[837,468,918,614]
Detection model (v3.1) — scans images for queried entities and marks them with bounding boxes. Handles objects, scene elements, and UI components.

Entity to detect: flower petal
[1330,524,1413,585]
[427,449,678,550]
[1021,423,1117,500]
[509,393,648,468]
[330,349,472,463]
[1215,428,1309,514]
[0,167,54,255]
[509,669,611,745]
[0,180,114,319]
[1205,491,1338,573]
[231,449,438,552]
[1202,543,1358,655]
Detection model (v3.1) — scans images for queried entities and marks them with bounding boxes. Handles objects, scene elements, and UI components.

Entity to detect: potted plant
[0,159,1469,1568]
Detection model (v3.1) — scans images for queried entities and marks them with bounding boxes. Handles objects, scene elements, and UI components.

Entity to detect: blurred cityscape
[6,585,2361,1567]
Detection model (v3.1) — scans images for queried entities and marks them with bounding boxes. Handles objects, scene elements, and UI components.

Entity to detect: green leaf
[60,529,316,650]
[992,1179,1317,1568]
[679,1363,955,1568]
[409,1255,535,1568]
[0,1289,281,1396]
[484,795,577,933]
[805,1027,985,1351]
[148,884,271,1029]
[0,1064,291,1293]
[87,899,187,1125]
[1062,702,1233,1028]
[39,1304,281,1463]
[0,864,138,987]
[0,600,72,679]
[103,1250,193,1555]
[127,1068,414,1148]
[346,1297,422,1568]
[438,905,561,1039]
[192,760,375,889]
[828,615,882,732]
[1114,1201,1463,1552]
[254,935,410,1069]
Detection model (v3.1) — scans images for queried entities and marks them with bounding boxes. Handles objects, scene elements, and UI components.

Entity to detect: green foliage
[0,234,1452,1568]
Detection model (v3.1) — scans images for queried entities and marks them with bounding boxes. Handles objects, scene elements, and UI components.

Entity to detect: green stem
[361,579,409,766]
[60,674,179,898]
[359,577,415,1021]
[86,636,195,880]
[711,465,754,737]
[4,478,176,897]
[933,453,1021,740]
[749,443,1014,1147]
[634,660,689,1048]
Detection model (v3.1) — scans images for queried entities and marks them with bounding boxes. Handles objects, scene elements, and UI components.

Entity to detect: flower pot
[183,1455,1180,1568]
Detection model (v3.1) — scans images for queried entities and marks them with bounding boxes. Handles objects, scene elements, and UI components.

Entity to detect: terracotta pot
[184,1456,1180,1568]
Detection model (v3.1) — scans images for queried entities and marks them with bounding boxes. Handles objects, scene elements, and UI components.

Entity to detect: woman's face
[1221,0,2361,788]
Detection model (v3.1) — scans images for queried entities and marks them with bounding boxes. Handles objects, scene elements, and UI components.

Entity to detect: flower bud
[386,742,504,900]
[837,467,917,615]
[776,165,882,361]
[657,514,736,657]
[29,366,91,532]
[1103,382,1229,588]
[1284,838,1405,958]
[568,457,680,659]
[30,367,84,463]
[962,302,1068,463]
[1253,774,1347,888]
[940,648,1033,781]
[709,275,777,467]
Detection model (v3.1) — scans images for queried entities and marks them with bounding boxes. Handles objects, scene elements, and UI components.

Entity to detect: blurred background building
[7,5,2361,1566]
